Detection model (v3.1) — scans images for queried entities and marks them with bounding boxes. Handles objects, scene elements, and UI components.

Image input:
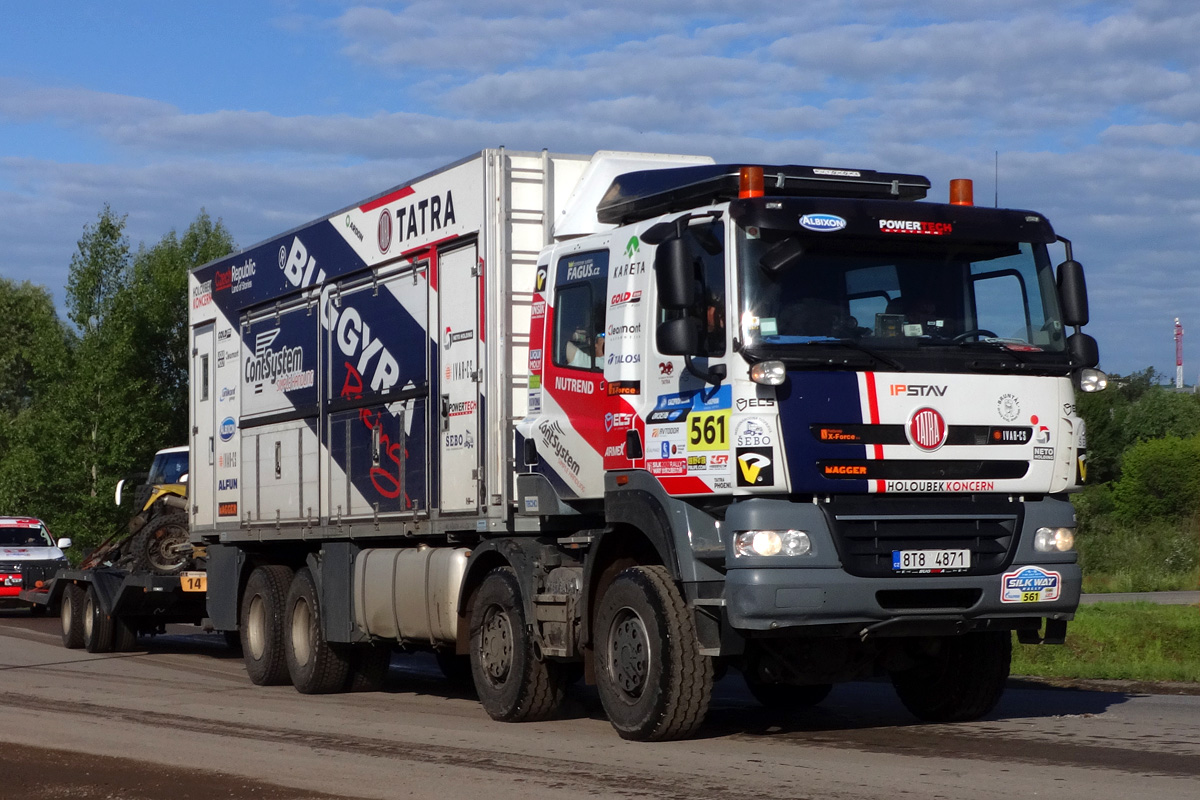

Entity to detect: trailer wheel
[743,676,832,711]
[130,510,190,576]
[284,567,351,694]
[890,631,1011,722]
[594,565,713,741]
[345,644,392,692]
[82,585,114,654]
[469,567,565,721]
[60,583,86,649]
[240,565,293,686]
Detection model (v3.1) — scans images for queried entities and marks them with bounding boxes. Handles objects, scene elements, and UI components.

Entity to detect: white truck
[188,148,1102,740]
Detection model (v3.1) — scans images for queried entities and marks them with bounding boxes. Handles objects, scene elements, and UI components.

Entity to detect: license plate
[892,549,970,572]
[180,571,207,592]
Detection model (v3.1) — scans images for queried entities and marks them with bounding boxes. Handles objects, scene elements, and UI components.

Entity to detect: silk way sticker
[1000,566,1062,603]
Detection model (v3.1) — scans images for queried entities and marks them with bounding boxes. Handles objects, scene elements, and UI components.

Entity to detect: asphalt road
[1,609,1198,800]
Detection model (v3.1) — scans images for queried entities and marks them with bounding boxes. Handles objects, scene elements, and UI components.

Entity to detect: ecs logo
[736,447,774,486]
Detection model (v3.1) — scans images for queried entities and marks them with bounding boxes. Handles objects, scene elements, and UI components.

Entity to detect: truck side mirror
[1057,259,1089,327]
[655,236,695,310]
[657,317,702,355]
[1067,331,1099,369]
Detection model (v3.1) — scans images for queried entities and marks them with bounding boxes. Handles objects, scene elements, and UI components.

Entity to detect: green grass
[1011,603,1200,682]
[1072,506,1199,593]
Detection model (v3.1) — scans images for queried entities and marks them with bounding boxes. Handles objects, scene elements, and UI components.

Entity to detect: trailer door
[191,324,215,527]
[438,245,481,513]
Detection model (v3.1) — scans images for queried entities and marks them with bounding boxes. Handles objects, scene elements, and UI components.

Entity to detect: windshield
[0,525,53,547]
[737,230,1066,364]
[148,450,189,484]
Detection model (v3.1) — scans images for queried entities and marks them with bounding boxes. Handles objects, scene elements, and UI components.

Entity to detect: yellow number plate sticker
[687,410,730,452]
[180,571,207,593]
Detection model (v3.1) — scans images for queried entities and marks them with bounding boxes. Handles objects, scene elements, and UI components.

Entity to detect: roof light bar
[597,163,932,225]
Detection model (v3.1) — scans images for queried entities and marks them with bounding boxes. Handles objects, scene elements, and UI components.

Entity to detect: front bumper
[720,495,1081,634]
[725,562,1081,632]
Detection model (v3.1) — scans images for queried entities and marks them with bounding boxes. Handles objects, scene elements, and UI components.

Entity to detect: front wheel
[593,565,713,741]
[890,631,1011,722]
[469,567,565,721]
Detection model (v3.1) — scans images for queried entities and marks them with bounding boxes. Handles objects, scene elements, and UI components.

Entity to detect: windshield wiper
[769,338,905,371]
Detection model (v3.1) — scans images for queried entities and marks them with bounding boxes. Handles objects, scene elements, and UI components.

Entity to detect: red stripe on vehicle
[863,371,886,492]
[359,186,415,213]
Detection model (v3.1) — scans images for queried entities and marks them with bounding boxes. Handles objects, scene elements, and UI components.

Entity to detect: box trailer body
[188,149,1101,739]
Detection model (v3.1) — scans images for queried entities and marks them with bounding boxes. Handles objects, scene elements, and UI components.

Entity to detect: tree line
[0,206,234,551]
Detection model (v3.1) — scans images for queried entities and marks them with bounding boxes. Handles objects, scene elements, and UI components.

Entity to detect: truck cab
[516,163,1102,731]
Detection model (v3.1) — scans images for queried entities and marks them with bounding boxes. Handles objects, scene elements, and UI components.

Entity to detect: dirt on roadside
[0,741,354,800]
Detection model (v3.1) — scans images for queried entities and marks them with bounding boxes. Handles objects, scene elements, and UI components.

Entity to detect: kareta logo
[219,417,236,442]
[799,213,847,232]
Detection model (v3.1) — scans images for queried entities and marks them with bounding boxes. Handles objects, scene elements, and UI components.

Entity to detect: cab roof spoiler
[597,163,931,225]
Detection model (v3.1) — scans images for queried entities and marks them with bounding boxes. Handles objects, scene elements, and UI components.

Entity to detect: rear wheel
[240,565,293,686]
[284,567,351,694]
[130,510,190,575]
[345,643,392,692]
[594,565,713,741]
[82,585,114,654]
[469,567,565,721]
[60,583,86,649]
[890,631,1011,722]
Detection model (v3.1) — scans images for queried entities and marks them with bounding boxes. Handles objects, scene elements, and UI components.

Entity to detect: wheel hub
[479,605,512,684]
[609,608,650,698]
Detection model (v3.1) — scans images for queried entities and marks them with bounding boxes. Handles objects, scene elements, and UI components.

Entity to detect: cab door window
[552,251,609,371]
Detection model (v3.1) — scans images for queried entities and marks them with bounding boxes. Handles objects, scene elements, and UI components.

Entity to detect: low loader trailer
[187,148,1104,740]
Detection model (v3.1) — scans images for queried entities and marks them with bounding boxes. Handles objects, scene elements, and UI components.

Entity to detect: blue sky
[2,0,1198,377]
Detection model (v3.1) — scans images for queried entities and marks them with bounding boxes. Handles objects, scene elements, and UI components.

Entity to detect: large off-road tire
[345,643,392,692]
[890,631,1012,722]
[130,510,190,576]
[284,567,352,694]
[594,565,713,741]
[60,583,86,649]
[240,565,293,686]
[744,675,833,711]
[82,584,114,654]
[469,567,566,721]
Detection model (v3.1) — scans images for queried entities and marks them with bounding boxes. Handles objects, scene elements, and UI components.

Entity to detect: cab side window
[552,250,609,371]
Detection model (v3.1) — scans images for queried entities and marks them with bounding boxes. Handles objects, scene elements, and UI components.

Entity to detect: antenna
[994,151,999,208]
[1175,317,1184,389]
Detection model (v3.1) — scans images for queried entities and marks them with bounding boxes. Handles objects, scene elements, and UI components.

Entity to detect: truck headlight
[1078,369,1108,393]
[1034,526,1075,552]
[734,529,811,557]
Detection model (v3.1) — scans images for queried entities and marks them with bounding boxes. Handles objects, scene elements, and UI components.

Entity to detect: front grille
[824,496,1020,578]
